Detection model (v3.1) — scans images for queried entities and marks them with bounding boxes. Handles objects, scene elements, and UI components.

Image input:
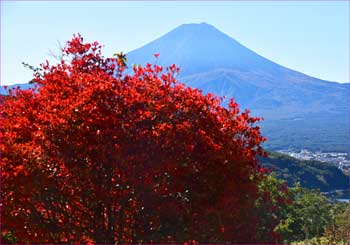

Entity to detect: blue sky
[1,1,349,85]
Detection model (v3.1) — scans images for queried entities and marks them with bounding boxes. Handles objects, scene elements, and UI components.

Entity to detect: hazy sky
[1,1,349,85]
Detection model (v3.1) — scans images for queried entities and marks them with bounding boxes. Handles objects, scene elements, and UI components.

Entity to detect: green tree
[276,183,332,243]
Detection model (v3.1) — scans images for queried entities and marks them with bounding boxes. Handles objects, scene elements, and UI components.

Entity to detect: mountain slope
[181,69,349,117]
[127,23,348,114]
[127,23,284,76]
[127,23,350,152]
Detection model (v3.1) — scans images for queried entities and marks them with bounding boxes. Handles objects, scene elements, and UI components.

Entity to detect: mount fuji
[126,23,350,151]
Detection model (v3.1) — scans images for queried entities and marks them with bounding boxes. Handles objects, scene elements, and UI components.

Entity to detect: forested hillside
[261,152,349,192]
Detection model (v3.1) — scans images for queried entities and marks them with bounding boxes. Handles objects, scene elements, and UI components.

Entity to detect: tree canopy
[1,34,270,243]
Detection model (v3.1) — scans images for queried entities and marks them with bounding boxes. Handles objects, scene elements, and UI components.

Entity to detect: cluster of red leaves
[1,34,269,243]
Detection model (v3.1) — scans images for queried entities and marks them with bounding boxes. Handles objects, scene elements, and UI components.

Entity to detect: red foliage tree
[1,34,268,243]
